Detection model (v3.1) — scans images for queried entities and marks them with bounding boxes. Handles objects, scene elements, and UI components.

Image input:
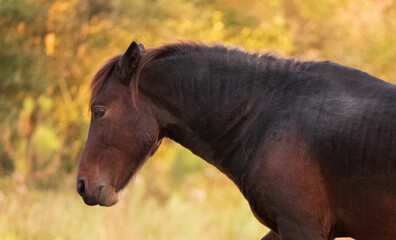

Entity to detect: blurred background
[1,0,396,239]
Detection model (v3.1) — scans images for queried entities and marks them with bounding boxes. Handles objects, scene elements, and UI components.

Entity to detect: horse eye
[94,109,105,118]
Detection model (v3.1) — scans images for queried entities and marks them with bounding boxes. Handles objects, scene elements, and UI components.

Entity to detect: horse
[76,41,396,240]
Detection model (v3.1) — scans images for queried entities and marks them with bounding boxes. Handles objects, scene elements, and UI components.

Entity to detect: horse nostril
[77,179,86,197]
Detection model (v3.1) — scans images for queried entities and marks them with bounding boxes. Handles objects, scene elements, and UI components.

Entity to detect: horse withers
[77,41,396,239]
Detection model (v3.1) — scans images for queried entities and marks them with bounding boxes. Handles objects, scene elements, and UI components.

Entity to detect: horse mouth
[82,185,119,207]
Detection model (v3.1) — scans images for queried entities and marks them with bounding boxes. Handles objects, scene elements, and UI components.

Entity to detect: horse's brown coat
[77,41,396,239]
[248,129,332,239]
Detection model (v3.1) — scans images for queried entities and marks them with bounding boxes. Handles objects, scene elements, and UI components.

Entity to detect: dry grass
[0,172,267,240]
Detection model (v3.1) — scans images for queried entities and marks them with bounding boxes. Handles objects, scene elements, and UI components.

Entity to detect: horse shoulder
[244,127,334,238]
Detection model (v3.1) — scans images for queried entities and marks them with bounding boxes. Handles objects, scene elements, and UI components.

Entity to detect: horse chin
[98,186,119,207]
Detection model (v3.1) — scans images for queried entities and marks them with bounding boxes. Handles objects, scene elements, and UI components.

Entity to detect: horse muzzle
[76,178,119,207]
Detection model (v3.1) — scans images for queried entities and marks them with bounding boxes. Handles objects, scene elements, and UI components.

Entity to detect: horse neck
[139,51,296,182]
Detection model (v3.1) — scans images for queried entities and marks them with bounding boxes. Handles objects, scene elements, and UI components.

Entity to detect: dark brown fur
[78,41,396,239]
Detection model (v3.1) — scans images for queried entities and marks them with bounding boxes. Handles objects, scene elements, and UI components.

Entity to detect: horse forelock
[89,55,121,109]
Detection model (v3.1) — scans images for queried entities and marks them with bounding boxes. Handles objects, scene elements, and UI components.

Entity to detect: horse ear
[116,41,141,82]
[138,43,145,51]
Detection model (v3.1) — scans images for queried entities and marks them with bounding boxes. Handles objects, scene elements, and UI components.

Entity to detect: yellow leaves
[10,95,60,178]
[240,27,252,37]
[213,22,224,32]
[212,10,223,22]
[22,97,35,116]
[51,1,72,12]
[209,10,225,40]
[226,14,294,54]
[31,125,60,153]
[81,18,108,36]
[273,14,286,27]
[47,0,78,31]
[212,10,224,32]
[14,140,29,177]
[45,33,56,56]
[17,22,25,33]
[46,0,80,36]
[17,97,34,140]
[38,95,53,113]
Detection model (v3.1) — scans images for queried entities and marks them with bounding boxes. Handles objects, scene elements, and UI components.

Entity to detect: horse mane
[90,41,295,109]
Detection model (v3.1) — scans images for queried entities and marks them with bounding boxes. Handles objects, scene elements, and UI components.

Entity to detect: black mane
[138,43,312,104]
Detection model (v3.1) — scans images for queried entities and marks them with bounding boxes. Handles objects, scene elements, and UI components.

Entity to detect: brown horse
[77,41,396,239]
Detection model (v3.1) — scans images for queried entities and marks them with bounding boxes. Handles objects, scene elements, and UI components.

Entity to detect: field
[0,143,267,240]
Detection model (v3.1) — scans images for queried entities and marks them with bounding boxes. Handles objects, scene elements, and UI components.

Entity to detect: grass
[0,170,268,240]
